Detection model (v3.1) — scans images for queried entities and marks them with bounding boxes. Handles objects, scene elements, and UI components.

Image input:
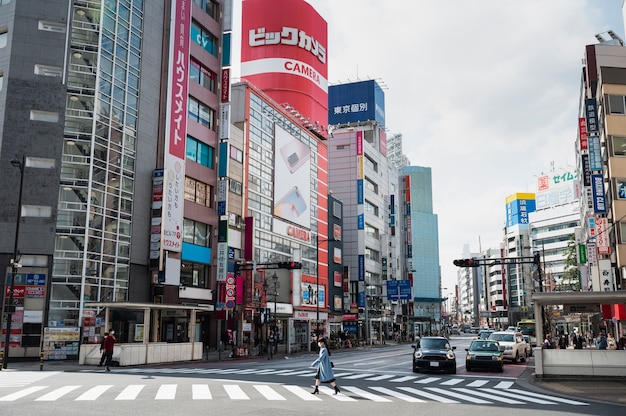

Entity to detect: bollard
[40,351,45,371]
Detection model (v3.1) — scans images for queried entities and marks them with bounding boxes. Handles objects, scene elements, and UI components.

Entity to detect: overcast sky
[233,1,625,291]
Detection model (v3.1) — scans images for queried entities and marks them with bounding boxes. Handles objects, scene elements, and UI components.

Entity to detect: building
[401,166,442,336]
[0,0,227,360]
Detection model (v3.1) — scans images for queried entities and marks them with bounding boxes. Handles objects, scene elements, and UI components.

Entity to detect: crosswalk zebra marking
[283,385,322,401]
[341,386,391,402]
[397,386,459,403]
[503,388,589,406]
[0,386,48,401]
[494,381,514,389]
[342,373,375,380]
[370,386,426,402]
[192,384,211,400]
[320,386,356,401]
[415,377,440,384]
[389,375,418,382]
[75,385,113,401]
[254,384,286,400]
[224,384,249,400]
[466,379,489,388]
[115,384,145,400]
[425,387,491,404]
[365,375,394,381]
[0,371,58,388]
[453,387,525,404]
[155,384,177,400]
[480,388,557,405]
[35,385,81,401]
[440,378,464,386]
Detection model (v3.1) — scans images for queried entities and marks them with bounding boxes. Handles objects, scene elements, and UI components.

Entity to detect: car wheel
[466,365,472,372]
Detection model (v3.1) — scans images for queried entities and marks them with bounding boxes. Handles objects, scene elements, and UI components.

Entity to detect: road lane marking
[224,384,249,400]
[425,387,491,404]
[494,381,514,389]
[341,386,391,402]
[415,377,441,384]
[370,386,426,402]
[503,388,589,405]
[389,376,418,382]
[466,379,488,387]
[365,375,394,381]
[440,378,464,385]
[283,385,322,401]
[0,386,48,401]
[453,387,524,404]
[398,386,459,403]
[342,373,375,380]
[320,386,355,401]
[155,384,177,400]
[254,385,286,400]
[75,385,113,401]
[481,388,559,404]
[192,384,212,400]
[35,385,81,401]
[115,384,145,400]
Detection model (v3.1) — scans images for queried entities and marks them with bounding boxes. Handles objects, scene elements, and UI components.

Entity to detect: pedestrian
[618,335,626,350]
[97,332,108,366]
[310,338,340,395]
[572,330,584,349]
[543,333,554,349]
[597,332,608,350]
[102,329,117,371]
[607,333,617,350]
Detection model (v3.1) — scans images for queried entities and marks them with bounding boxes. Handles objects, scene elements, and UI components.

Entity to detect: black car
[465,339,504,372]
[412,336,457,374]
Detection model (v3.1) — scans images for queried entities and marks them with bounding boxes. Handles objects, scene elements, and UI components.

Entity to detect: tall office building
[401,166,441,335]
[0,0,228,359]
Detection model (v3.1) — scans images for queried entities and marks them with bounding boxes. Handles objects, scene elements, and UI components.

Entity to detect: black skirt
[315,368,335,383]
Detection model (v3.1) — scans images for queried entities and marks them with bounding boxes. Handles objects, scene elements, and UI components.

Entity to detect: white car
[488,331,527,363]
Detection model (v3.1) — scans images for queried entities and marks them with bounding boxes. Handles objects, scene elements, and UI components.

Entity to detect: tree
[561,234,581,291]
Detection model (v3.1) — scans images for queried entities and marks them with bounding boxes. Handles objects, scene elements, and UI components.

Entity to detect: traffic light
[278,261,302,269]
[452,258,480,267]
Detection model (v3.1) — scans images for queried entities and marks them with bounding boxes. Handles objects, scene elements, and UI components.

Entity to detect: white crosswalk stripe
[0,371,59,388]
[440,378,464,386]
[365,374,394,381]
[0,380,591,406]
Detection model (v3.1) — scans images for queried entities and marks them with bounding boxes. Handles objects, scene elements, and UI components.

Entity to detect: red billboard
[241,0,328,136]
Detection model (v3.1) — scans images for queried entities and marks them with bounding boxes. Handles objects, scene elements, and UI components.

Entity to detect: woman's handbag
[331,361,334,368]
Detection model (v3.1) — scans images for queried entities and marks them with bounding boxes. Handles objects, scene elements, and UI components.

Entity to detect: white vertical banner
[217,242,228,282]
[162,0,191,253]
[598,259,614,291]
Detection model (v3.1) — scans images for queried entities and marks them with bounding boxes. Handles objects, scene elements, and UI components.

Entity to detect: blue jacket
[311,346,334,382]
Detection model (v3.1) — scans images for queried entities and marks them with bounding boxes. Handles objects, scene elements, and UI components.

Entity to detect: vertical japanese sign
[585,98,598,133]
[578,117,588,150]
[595,217,610,255]
[162,0,190,252]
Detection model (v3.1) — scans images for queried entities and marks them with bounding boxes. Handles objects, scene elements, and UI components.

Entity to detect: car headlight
[493,355,503,361]
[505,346,513,350]
[446,351,455,360]
[414,351,423,359]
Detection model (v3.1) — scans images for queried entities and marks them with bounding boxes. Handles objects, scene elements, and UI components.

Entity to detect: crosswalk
[0,381,590,405]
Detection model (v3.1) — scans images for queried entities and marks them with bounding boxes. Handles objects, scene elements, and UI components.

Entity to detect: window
[607,94,626,115]
[185,177,213,207]
[30,110,59,122]
[230,145,243,162]
[191,20,218,56]
[183,219,211,247]
[180,262,210,288]
[38,20,66,33]
[365,247,380,262]
[365,223,379,239]
[34,64,62,77]
[620,222,626,244]
[611,136,626,156]
[193,0,219,21]
[190,59,217,93]
[364,177,378,194]
[364,199,379,216]
[364,154,378,172]
[229,179,242,195]
[333,201,342,218]
[188,97,216,130]
[0,25,7,48]
[186,135,214,168]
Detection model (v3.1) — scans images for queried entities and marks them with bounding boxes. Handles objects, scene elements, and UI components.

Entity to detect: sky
[232,0,626,292]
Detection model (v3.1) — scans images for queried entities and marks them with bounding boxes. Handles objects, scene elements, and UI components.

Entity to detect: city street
[0,337,622,416]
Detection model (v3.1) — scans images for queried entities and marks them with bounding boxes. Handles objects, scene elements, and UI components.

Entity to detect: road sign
[386,280,412,301]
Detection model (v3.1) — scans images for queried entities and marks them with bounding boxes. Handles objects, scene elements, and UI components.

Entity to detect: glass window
[611,136,626,156]
[617,179,626,199]
[190,20,218,56]
[608,94,626,115]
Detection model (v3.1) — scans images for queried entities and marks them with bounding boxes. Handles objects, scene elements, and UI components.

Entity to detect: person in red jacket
[102,329,117,371]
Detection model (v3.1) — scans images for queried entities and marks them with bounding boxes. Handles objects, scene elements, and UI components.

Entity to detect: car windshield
[489,333,514,342]
[470,341,499,352]
[419,338,450,349]
[478,331,493,339]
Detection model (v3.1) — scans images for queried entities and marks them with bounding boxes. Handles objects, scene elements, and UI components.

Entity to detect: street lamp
[1,156,55,370]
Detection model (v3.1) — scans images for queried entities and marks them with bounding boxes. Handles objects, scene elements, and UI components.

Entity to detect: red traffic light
[278,261,302,270]
[453,258,480,268]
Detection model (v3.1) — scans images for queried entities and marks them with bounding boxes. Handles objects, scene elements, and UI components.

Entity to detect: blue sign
[588,135,602,171]
[356,180,363,204]
[585,98,598,133]
[328,80,385,127]
[386,280,412,301]
[357,214,364,230]
[592,174,607,214]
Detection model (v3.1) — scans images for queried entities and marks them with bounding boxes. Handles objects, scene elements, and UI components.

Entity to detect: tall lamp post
[1,156,55,370]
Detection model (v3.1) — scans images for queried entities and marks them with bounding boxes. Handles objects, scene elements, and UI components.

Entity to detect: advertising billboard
[273,125,311,229]
[328,80,386,127]
[505,193,536,228]
[241,0,328,136]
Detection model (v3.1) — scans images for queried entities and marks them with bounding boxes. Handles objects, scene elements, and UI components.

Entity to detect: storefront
[289,310,327,353]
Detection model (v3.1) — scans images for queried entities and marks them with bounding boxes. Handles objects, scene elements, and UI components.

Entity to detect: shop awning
[342,314,358,321]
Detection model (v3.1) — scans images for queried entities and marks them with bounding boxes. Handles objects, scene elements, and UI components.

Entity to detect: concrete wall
[535,347,626,377]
